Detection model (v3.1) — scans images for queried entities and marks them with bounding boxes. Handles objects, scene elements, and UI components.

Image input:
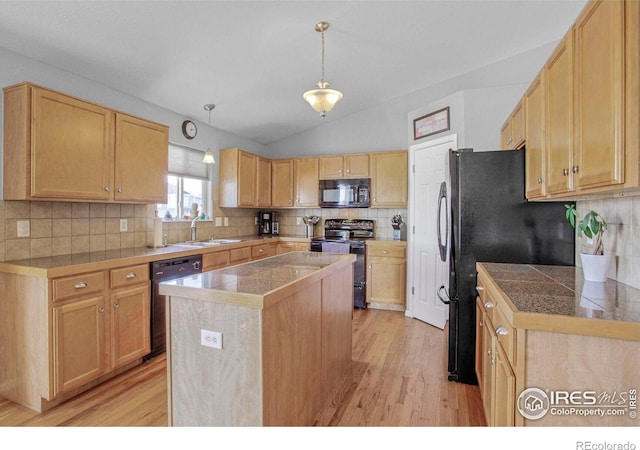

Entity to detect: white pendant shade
[303,82,343,118]
[202,150,215,164]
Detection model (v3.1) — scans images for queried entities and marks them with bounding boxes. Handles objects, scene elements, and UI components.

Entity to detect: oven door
[349,241,366,309]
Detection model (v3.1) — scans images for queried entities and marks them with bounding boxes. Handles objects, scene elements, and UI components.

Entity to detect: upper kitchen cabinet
[294,157,319,207]
[369,151,408,208]
[500,100,525,150]
[271,157,319,208]
[114,113,168,203]
[219,148,271,208]
[319,153,369,179]
[2,82,168,203]
[573,0,625,191]
[271,159,294,208]
[524,72,546,199]
[544,31,575,196]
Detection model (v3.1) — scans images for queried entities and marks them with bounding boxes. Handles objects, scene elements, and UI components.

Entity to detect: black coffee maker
[258,211,279,235]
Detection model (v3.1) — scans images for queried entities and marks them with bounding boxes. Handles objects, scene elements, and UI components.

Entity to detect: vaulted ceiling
[0,1,588,145]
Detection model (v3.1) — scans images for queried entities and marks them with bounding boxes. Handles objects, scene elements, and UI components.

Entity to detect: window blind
[168,143,209,180]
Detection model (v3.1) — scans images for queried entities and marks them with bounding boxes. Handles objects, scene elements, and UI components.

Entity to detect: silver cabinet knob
[537,177,542,184]
[573,165,579,173]
[484,301,494,309]
[126,272,136,279]
[563,168,569,176]
[117,187,123,193]
[476,285,485,291]
[98,306,105,313]
[113,303,120,309]
[75,282,88,289]
[496,326,509,336]
[104,186,111,192]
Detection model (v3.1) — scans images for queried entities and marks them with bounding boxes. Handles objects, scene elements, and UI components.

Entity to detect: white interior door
[408,134,456,329]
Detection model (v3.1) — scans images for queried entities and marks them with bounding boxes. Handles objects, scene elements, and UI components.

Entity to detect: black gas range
[310,219,374,309]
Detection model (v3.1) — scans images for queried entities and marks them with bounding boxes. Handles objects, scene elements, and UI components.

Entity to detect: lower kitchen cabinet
[365,240,407,311]
[53,294,107,396]
[110,284,150,369]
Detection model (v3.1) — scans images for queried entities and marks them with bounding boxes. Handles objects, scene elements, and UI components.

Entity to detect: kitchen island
[476,262,639,426]
[159,251,356,426]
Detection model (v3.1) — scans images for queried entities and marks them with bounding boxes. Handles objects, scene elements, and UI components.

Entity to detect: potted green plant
[565,204,611,282]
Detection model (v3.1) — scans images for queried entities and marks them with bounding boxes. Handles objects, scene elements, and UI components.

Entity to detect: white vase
[580,253,612,282]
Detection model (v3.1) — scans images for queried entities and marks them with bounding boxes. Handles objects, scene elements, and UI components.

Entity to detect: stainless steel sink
[174,239,242,247]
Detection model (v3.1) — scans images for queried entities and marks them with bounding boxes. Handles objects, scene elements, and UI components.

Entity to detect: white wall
[269,42,558,158]
[0,46,268,199]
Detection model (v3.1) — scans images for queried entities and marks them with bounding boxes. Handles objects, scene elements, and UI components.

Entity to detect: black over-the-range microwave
[319,178,370,208]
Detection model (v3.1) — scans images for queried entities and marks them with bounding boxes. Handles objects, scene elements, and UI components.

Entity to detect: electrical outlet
[224,217,229,226]
[201,329,222,349]
[215,217,222,227]
[17,220,30,238]
[255,217,258,225]
[120,219,128,232]
[296,217,302,225]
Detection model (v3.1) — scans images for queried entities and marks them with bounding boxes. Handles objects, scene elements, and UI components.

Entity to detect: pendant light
[303,21,343,118]
[202,103,216,164]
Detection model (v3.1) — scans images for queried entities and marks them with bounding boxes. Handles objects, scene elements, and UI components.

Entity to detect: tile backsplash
[0,198,407,262]
[575,196,640,289]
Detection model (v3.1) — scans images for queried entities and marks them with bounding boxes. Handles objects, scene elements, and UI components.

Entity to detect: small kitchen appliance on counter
[391,214,407,241]
[303,215,320,238]
[258,210,279,235]
[310,219,374,308]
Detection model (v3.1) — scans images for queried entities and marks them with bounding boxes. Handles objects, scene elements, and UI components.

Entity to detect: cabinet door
[511,101,525,149]
[31,87,112,200]
[493,342,515,426]
[500,119,512,149]
[366,257,406,306]
[318,155,345,179]
[370,151,408,207]
[237,151,257,207]
[114,113,168,203]
[481,315,495,425]
[256,156,272,208]
[53,295,107,396]
[475,298,484,395]
[574,0,624,190]
[545,32,574,195]
[345,154,370,178]
[294,157,319,207]
[524,73,546,199]
[110,284,150,368]
[272,159,294,207]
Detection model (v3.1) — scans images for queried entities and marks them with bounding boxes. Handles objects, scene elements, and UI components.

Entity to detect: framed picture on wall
[413,107,450,140]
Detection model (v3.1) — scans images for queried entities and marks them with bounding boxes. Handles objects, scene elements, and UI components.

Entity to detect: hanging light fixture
[303,21,343,118]
[202,103,216,164]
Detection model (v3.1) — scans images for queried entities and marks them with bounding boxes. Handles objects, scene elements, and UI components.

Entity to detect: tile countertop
[478,262,640,341]
[159,251,356,309]
[0,235,307,278]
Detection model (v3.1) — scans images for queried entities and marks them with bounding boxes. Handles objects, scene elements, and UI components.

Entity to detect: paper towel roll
[153,217,164,247]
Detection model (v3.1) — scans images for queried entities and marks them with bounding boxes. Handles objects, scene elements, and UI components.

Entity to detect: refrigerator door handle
[437,285,451,305]
[437,181,448,262]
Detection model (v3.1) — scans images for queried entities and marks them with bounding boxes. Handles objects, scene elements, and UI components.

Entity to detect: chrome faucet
[190,218,198,241]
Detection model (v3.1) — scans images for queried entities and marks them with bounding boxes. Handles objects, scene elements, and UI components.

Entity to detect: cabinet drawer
[366,245,405,259]
[252,243,270,259]
[203,251,230,271]
[110,264,149,289]
[230,247,252,263]
[493,305,515,365]
[53,271,106,302]
[477,285,497,324]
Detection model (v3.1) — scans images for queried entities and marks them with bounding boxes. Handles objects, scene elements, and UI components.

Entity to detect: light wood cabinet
[369,151,408,207]
[319,153,369,179]
[202,250,230,272]
[476,271,515,427]
[573,0,625,191]
[52,263,149,397]
[53,294,108,396]
[500,101,525,150]
[219,148,259,208]
[256,155,272,208]
[2,82,168,203]
[294,157,319,207]
[272,157,318,208]
[545,31,575,195]
[271,159,294,207]
[365,241,406,311]
[524,73,546,199]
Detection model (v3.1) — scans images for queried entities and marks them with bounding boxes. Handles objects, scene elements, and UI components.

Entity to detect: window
[157,144,211,220]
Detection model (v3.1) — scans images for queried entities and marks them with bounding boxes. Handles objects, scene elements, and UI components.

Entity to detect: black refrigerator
[442,148,575,385]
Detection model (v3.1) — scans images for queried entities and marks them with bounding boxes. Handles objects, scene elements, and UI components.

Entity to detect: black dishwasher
[145,255,202,360]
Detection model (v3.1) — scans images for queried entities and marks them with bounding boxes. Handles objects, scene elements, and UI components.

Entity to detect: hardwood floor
[0,309,485,427]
